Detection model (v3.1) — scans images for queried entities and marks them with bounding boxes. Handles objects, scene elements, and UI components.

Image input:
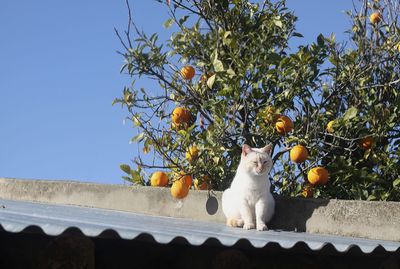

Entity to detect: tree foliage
[114,0,400,201]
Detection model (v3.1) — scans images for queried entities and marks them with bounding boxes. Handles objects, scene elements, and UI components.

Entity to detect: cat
[222,144,275,231]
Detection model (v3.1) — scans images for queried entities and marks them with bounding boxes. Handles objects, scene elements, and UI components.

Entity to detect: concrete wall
[0,177,399,241]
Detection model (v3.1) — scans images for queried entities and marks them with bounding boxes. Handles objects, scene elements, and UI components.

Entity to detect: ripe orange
[175,172,193,188]
[290,145,308,163]
[170,179,189,199]
[360,137,374,150]
[275,115,293,135]
[180,66,195,80]
[308,167,329,185]
[194,176,210,190]
[150,171,168,187]
[326,120,335,133]
[185,145,199,162]
[370,12,381,24]
[302,185,314,198]
[171,107,191,125]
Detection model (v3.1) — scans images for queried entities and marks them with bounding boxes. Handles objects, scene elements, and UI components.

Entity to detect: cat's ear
[242,144,252,156]
[261,144,273,155]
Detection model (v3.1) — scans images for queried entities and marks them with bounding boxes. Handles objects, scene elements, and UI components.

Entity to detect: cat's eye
[263,160,269,164]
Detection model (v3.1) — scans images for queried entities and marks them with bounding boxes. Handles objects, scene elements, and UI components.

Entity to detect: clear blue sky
[0,1,355,184]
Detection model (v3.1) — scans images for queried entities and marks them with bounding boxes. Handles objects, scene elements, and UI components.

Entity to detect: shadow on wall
[269,195,329,232]
[206,196,219,216]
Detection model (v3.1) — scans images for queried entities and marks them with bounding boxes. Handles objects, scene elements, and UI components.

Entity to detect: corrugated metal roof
[0,198,398,254]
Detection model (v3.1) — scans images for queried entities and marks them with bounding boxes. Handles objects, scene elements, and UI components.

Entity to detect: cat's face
[241,144,273,176]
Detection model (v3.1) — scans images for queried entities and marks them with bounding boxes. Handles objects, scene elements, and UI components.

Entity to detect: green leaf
[226,69,236,78]
[207,74,216,89]
[178,129,188,137]
[274,19,283,28]
[220,87,233,97]
[343,107,358,121]
[132,117,141,126]
[393,178,400,188]
[122,176,132,182]
[163,18,174,29]
[292,32,303,38]
[120,164,131,174]
[179,16,189,25]
[213,59,224,72]
[210,49,218,64]
[131,170,140,181]
[268,53,281,64]
[223,31,231,39]
[223,31,232,45]
[131,132,145,143]
[112,98,122,106]
[317,34,325,46]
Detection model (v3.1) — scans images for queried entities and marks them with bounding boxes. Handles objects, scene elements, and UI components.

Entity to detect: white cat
[222,144,275,231]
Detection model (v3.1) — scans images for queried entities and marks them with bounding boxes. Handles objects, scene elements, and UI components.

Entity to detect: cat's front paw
[256,224,268,231]
[243,223,255,230]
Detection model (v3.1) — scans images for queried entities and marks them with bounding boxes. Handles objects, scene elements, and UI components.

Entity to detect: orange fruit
[370,12,381,24]
[183,174,193,187]
[170,179,189,199]
[275,115,293,135]
[302,185,314,198]
[150,171,168,187]
[308,167,329,185]
[185,145,199,162]
[180,66,195,80]
[290,145,308,163]
[171,107,191,125]
[194,176,210,190]
[326,120,335,133]
[360,137,374,150]
[175,172,193,188]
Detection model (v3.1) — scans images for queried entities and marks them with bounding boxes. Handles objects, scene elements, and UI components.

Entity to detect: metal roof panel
[0,199,398,253]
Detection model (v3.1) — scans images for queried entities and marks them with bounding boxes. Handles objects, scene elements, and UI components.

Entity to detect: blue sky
[0,1,355,184]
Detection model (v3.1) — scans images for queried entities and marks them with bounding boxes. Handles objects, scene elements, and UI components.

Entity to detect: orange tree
[114,0,400,201]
